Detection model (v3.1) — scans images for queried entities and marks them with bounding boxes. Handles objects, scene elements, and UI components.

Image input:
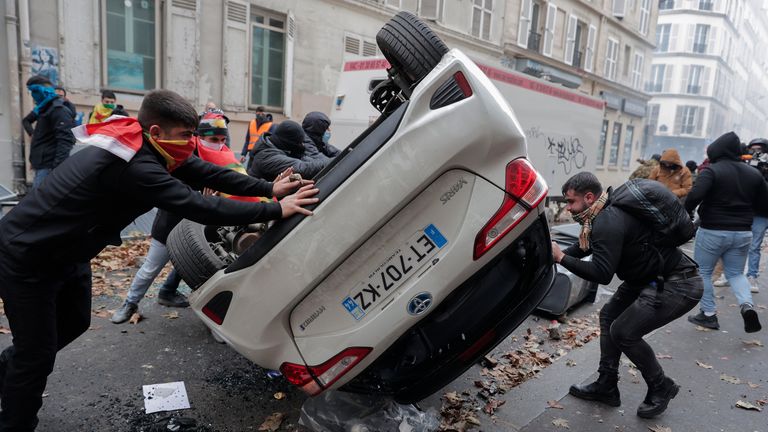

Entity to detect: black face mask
[660,162,680,171]
[255,114,267,124]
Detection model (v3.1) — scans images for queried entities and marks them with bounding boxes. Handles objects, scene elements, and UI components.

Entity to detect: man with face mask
[241,106,274,166]
[552,172,702,419]
[301,111,340,159]
[22,75,76,188]
[87,90,128,124]
[0,90,319,431]
[247,120,329,181]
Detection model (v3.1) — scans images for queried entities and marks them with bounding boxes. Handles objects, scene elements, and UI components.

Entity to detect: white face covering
[199,138,226,151]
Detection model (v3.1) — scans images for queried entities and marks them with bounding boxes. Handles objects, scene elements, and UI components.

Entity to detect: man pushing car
[0,89,319,431]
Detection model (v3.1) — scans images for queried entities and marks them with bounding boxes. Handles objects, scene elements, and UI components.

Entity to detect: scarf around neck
[572,191,609,251]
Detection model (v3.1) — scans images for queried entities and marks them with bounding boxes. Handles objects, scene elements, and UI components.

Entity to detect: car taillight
[279,347,372,396]
[473,159,548,260]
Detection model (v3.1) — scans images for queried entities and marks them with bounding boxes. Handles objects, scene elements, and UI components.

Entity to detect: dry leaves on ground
[747,382,761,389]
[648,425,672,432]
[655,354,673,360]
[547,400,564,409]
[720,374,742,385]
[552,418,570,429]
[91,308,114,319]
[439,391,482,431]
[128,313,142,325]
[694,325,713,332]
[695,360,713,369]
[273,392,286,400]
[735,400,762,411]
[162,311,179,320]
[742,339,764,347]
[258,412,286,431]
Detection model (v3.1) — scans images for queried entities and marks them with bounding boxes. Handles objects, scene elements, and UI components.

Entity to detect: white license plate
[342,224,448,320]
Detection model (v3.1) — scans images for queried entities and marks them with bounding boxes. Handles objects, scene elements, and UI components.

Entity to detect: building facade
[645,0,768,165]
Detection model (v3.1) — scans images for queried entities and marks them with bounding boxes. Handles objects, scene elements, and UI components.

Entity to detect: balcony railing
[527,31,541,53]
[645,82,663,93]
[693,42,708,53]
[572,50,583,68]
[699,1,713,11]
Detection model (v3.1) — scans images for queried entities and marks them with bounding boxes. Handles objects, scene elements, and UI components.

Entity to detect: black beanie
[270,121,306,155]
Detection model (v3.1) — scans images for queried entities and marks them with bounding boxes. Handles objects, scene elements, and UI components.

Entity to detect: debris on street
[142,381,191,414]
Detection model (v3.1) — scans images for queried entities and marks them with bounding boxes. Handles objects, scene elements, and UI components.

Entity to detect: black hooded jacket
[684,132,768,230]
[302,112,340,158]
[26,98,76,169]
[247,122,328,180]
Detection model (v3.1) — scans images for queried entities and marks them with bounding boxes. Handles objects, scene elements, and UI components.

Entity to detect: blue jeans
[126,239,179,305]
[694,228,753,313]
[32,168,51,188]
[747,216,768,278]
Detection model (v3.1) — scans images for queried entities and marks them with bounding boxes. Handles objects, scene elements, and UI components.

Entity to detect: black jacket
[247,133,327,180]
[684,132,768,231]
[0,142,280,272]
[27,98,76,169]
[302,112,340,158]
[561,204,693,286]
[22,100,77,137]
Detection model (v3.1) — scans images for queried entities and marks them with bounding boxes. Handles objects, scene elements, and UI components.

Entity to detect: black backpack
[609,179,696,248]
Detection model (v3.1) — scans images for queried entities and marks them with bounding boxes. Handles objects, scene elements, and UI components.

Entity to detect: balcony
[571,50,583,68]
[693,42,708,54]
[699,1,713,11]
[686,84,701,94]
[527,31,541,53]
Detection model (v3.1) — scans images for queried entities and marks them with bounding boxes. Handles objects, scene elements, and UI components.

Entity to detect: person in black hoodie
[553,172,702,419]
[301,111,340,159]
[0,89,319,431]
[247,120,329,180]
[685,131,768,333]
[745,138,768,293]
[22,75,76,188]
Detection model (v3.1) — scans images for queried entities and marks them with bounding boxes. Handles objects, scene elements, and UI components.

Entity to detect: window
[693,24,709,53]
[623,45,631,78]
[609,122,622,166]
[647,64,664,92]
[597,120,609,166]
[542,3,557,56]
[251,9,286,108]
[698,0,713,10]
[659,0,674,10]
[656,24,671,52]
[386,0,442,19]
[472,0,493,40]
[631,52,644,89]
[612,0,627,17]
[344,33,378,57]
[675,105,704,135]
[639,0,651,35]
[604,38,619,81]
[622,125,635,168]
[685,65,703,94]
[647,104,660,135]
[104,0,157,91]
[527,1,543,52]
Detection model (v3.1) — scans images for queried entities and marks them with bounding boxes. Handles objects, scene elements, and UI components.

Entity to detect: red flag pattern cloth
[71,116,144,161]
[195,137,273,203]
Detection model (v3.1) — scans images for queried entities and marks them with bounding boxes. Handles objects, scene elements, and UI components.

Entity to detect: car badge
[407,292,433,316]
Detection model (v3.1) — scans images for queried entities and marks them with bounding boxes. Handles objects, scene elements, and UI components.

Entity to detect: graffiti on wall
[31,45,59,85]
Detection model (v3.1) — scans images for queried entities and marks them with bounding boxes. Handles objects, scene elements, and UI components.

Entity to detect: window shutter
[674,106,684,134]
[686,24,695,51]
[517,0,533,47]
[564,15,577,64]
[701,67,710,96]
[283,10,295,117]
[419,0,440,19]
[681,65,690,92]
[669,24,678,51]
[61,0,98,90]
[708,27,718,55]
[543,3,558,57]
[584,24,596,72]
[165,0,199,99]
[613,0,626,17]
[695,107,705,136]
[222,0,249,109]
[663,65,674,92]
[402,0,418,12]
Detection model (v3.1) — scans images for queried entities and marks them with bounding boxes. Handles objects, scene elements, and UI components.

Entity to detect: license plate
[342,224,447,321]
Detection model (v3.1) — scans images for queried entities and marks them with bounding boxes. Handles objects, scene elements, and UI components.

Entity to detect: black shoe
[157,291,189,308]
[637,376,680,418]
[111,301,138,324]
[687,311,720,330]
[741,304,762,333]
[569,374,621,407]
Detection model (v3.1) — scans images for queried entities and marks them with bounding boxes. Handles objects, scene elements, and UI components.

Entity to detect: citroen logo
[407,292,433,316]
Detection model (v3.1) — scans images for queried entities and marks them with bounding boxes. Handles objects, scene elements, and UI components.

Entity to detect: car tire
[376,11,449,85]
[167,219,227,291]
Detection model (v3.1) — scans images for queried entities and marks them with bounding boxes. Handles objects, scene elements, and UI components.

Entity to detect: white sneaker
[748,276,760,293]
[713,275,729,287]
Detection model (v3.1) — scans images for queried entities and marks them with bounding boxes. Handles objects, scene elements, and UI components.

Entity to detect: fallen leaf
[91,309,112,319]
[547,400,564,409]
[655,354,673,360]
[483,398,505,414]
[552,418,570,429]
[756,399,768,406]
[273,392,286,400]
[742,339,764,347]
[258,412,286,431]
[465,415,481,426]
[747,382,760,389]
[735,400,762,411]
[0,326,11,335]
[695,325,713,332]
[566,359,577,367]
[162,311,179,319]
[648,425,671,432]
[720,374,742,385]
[129,313,142,325]
[696,360,713,369]
[87,326,101,331]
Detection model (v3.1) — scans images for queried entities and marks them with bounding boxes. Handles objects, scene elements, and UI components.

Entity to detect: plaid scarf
[572,191,609,251]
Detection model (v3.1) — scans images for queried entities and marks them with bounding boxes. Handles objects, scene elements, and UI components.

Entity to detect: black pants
[598,276,703,384]
[0,260,91,432]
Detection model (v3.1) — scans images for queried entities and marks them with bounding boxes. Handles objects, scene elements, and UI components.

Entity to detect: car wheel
[376,11,449,85]
[167,219,228,291]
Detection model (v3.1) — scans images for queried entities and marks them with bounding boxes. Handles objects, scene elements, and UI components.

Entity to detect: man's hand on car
[551,241,564,263]
[272,167,314,197]
[280,184,320,217]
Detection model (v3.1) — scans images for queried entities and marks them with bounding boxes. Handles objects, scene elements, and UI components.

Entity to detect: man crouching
[552,172,702,419]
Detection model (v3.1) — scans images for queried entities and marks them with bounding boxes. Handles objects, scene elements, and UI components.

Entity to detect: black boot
[569,374,621,407]
[637,375,680,418]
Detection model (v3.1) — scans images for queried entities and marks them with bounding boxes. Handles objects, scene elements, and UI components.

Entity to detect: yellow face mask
[144,133,196,171]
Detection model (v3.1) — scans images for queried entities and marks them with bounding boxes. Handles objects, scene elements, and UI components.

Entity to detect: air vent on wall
[227,1,247,24]
[173,0,196,11]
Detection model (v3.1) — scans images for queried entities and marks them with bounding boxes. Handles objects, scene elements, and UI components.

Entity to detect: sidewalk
[421,275,768,431]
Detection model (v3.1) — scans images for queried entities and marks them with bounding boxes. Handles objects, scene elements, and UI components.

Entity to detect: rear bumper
[341,214,555,403]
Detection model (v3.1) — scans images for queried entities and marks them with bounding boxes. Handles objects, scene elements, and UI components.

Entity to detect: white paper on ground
[142,381,191,414]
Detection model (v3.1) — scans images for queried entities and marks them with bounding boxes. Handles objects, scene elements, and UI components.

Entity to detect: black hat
[270,121,306,155]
